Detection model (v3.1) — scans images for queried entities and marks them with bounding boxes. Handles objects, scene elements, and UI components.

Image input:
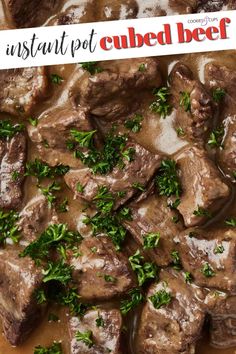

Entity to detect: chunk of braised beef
[3,0,60,28]
[68,237,135,301]
[18,195,59,242]
[176,227,236,293]
[0,132,26,209]
[75,58,162,120]
[29,107,98,168]
[124,194,184,266]
[175,146,230,227]
[169,63,214,142]
[137,269,205,354]
[64,141,162,209]
[0,67,48,116]
[69,308,122,354]
[0,248,44,345]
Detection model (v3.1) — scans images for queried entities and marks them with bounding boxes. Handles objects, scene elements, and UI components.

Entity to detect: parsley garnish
[176,127,185,137]
[149,289,171,309]
[214,245,224,254]
[70,130,97,148]
[143,232,160,250]
[139,63,146,72]
[29,117,38,127]
[34,342,63,354]
[51,74,63,85]
[180,91,191,112]
[132,182,145,191]
[42,260,73,285]
[57,198,69,213]
[0,210,20,244]
[207,127,224,148]
[129,250,157,286]
[150,87,172,118]
[75,330,94,348]
[193,206,212,218]
[96,314,105,327]
[201,263,215,278]
[83,213,126,250]
[93,186,115,214]
[25,159,69,180]
[184,272,193,284]
[104,274,117,283]
[39,181,61,206]
[57,287,89,316]
[170,250,182,270]
[11,171,20,181]
[212,87,226,102]
[35,289,47,304]
[20,223,83,262]
[73,133,128,175]
[76,182,84,193]
[156,159,181,197]
[167,198,180,210]
[81,62,103,75]
[120,288,144,315]
[0,120,24,139]
[225,217,236,227]
[124,114,143,133]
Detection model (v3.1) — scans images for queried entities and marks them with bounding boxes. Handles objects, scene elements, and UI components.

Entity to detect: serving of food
[0,1,235,353]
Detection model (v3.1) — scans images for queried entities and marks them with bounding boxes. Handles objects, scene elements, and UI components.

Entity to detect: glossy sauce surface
[0,1,235,353]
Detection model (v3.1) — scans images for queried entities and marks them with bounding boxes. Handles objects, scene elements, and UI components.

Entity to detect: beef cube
[197,0,236,12]
[0,248,44,345]
[176,227,236,293]
[55,3,96,25]
[218,116,236,182]
[137,269,205,354]
[68,236,135,300]
[29,107,96,168]
[124,194,184,266]
[175,146,230,227]
[64,141,162,209]
[0,132,26,209]
[98,0,138,20]
[69,308,122,354]
[169,63,214,142]
[205,63,236,181]
[18,195,59,242]
[3,0,60,28]
[76,58,162,120]
[208,295,236,348]
[0,67,48,116]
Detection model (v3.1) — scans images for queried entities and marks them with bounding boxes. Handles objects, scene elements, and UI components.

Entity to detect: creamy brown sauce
[0,1,235,353]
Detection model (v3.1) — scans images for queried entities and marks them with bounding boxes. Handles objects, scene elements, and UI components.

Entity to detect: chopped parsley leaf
[35,289,47,304]
[120,288,144,315]
[42,260,73,285]
[180,91,191,112]
[193,206,212,218]
[214,245,224,254]
[212,87,226,102]
[150,87,172,118]
[143,232,160,250]
[132,182,145,191]
[184,272,193,284]
[129,250,157,286]
[70,129,97,148]
[225,217,236,227]
[104,274,117,283]
[0,210,20,244]
[170,250,182,270]
[156,159,181,197]
[34,342,63,354]
[28,117,38,127]
[201,263,215,278]
[51,74,63,85]
[25,159,69,180]
[75,330,94,348]
[124,114,143,133]
[139,63,146,72]
[76,182,84,193]
[149,289,171,309]
[81,62,103,75]
[207,127,224,148]
[0,120,24,139]
[39,181,61,206]
[48,313,59,322]
[96,314,105,327]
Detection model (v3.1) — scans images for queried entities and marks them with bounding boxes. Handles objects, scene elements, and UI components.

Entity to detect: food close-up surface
[0,0,235,353]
